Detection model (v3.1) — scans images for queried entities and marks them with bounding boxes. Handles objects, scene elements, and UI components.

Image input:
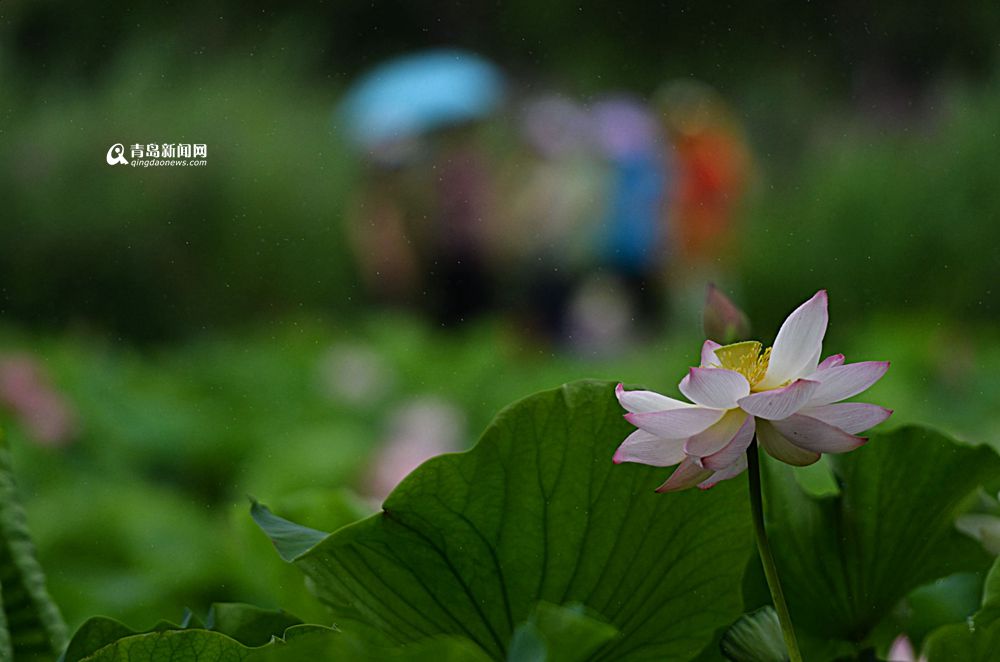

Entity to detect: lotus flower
[614,290,891,492]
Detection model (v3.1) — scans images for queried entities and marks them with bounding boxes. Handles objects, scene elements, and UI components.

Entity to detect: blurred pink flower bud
[887,634,927,662]
[366,397,464,500]
[703,283,750,344]
[0,354,78,447]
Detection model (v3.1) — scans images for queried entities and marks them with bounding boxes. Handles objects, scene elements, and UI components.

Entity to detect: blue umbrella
[338,49,504,148]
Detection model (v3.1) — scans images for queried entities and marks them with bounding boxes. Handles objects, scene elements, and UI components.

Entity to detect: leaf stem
[746,438,803,662]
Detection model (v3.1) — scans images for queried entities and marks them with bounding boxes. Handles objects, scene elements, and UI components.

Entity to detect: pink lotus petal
[771,414,867,453]
[799,402,892,434]
[626,406,725,439]
[758,290,828,389]
[737,379,819,421]
[613,429,686,467]
[615,383,693,414]
[655,456,713,493]
[700,339,723,368]
[805,361,890,406]
[702,414,756,471]
[756,420,820,466]
[685,409,750,457]
[805,344,822,375]
[816,354,846,370]
[698,454,748,490]
[679,367,750,409]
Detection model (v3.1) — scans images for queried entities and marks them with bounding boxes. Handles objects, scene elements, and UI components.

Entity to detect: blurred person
[0,353,78,447]
[655,80,752,324]
[424,123,500,325]
[338,49,505,323]
[564,273,636,355]
[568,96,669,349]
[346,155,431,307]
[499,94,608,339]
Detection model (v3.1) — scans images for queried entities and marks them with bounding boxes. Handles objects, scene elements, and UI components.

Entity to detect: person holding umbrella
[338,49,505,323]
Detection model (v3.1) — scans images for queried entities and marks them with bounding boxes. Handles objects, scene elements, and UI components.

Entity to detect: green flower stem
[746,438,803,662]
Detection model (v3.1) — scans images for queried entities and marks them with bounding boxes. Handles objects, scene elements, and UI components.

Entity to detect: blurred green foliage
[742,80,1000,324]
[5,1,999,92]
[0,38,359,339]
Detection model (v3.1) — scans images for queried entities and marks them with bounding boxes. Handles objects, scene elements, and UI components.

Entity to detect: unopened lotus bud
[703,284,750,344]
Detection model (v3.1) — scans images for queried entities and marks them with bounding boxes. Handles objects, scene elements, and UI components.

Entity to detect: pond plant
[3,289,998,661]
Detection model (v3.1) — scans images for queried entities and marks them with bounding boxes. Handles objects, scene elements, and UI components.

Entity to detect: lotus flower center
[713,341,772,389]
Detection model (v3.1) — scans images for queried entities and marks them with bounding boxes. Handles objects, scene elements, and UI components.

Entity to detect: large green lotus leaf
[923,556,1000,661]
[62,604,490,662]
[763,425,1000,645]
[61,603,304,662]
[0,430,68,660]
[258,380,753,661]
[72,627,489,662]
[202,603,303,648]
[61,617,178,662]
